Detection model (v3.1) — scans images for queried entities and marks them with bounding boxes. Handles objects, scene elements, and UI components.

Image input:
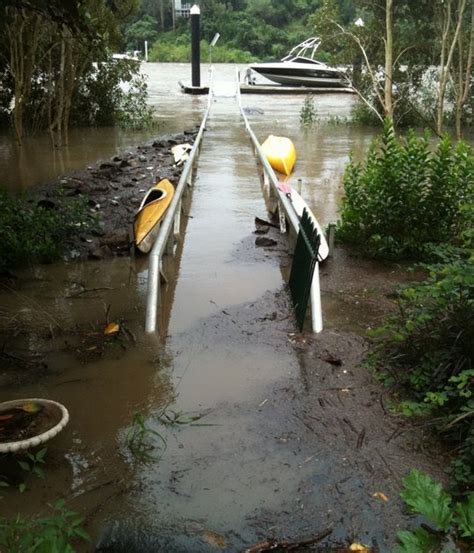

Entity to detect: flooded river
[1,64,439,551]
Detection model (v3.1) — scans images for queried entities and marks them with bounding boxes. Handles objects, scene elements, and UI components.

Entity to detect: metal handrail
[145,68,214,333]
[236,69,323,333]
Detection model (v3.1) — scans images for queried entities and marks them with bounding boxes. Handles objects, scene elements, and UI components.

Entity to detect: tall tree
[436,0,469,134]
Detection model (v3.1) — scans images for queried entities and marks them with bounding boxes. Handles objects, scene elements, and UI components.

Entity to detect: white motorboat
[248,37,347,88]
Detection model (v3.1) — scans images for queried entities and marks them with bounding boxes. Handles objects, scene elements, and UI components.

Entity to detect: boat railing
[282,37,321,62]
[145,67,214,333]
[235,68,323,333]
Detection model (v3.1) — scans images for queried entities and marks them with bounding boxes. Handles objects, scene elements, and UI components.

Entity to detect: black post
[191,5,200,87]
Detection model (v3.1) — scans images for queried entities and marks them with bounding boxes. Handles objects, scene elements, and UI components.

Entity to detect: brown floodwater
[0,64,432,551]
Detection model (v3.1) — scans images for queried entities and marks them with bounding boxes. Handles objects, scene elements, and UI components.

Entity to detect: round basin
[0,398,69,453]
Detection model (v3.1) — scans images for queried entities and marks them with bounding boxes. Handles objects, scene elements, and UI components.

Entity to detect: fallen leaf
[350,543,371,551]
[201,529,227,549]
[104,322,120,335]
[21,402,42,414]
[372,491,389,502]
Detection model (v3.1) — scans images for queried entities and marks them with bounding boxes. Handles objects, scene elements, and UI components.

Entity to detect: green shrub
[0,500,89,552]
[300,94,318,128]
[369,233,473,487]
[395,470,474,552]
[148,36,255,63]
[0,190,95,272]
[337,119,474,260]
[71,59,155,129]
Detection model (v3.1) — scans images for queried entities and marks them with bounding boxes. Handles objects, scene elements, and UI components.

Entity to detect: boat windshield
[291,57,324,66]
[281,37,322,62]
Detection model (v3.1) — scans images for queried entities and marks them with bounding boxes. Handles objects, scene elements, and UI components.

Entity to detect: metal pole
[191,5,200,87]
[144,40,148,62]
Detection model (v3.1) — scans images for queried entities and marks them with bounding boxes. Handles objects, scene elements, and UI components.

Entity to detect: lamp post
[209,32,220,66]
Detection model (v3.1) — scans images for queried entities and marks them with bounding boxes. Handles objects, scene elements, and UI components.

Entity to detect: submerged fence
[236,70,324,332]
[145,69,214,333]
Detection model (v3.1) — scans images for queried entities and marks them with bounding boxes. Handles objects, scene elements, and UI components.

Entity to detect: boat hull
[262,135,296,176]
[134,179,175,253]
[250,62,346,88]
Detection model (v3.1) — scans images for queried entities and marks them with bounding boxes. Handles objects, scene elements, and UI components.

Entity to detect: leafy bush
[71,59,155,129]
[369,233,473,487]
[0,190,95,272]
[148,35,255,63]
[395,470,473,552]
[300,94,318,128]
[337,119,474,260]
[0,500,89,552]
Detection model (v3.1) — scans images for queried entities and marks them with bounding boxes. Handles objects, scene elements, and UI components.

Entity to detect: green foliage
[70,59,155,129]
[0,500,89,552]
[126,412,167,463]
[368,232,473,488]
[337,119,474,260]
[400,470,453,531]
[0,189,95,272]
[148,34,255,63]
[16,447,48,492]
[125,14,159,51]
[300,94,318,128]
[395,470,474,552]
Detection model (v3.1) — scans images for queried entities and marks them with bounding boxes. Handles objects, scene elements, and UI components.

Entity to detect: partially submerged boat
[249,37,347,88]
[134,179,175,253]
[262,135,297,176]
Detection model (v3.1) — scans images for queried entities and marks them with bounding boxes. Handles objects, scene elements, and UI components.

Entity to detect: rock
[112,156,122,162]
[99,161,117,170]
[138,155,147,162]
[91,224,106,237]
[37,199,56,210]
[152,139,167,149]
[255,237,277,247]
[101,230,129,248]
[89,246,111,260]
[119,159,131,168]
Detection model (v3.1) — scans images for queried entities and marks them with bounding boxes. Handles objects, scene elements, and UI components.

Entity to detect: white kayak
[278,183,329,261]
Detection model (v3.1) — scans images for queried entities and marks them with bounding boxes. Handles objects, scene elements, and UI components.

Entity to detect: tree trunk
[437,0,468,134]
[454,1,473,138]
[7,9,41,145]
[384,0,394,118]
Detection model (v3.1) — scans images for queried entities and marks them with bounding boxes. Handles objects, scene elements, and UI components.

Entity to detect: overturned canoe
[262,135,297,176]
[134,179,175,253]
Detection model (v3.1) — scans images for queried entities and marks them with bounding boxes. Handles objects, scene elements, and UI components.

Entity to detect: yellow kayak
[134,179,175,253]
[261,135,296,176]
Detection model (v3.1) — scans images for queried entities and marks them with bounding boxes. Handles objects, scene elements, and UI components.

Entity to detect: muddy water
[1,65,397,550]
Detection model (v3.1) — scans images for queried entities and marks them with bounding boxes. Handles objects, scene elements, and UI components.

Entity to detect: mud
[32,128,199,261]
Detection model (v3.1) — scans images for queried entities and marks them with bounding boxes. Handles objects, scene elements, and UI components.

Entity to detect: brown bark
[7,9,41,144]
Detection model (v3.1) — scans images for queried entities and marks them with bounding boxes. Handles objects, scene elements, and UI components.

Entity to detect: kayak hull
[262,135,296,176]
[134,179,175,253]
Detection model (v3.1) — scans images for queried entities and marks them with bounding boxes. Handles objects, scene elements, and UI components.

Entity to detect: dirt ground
[35,128,199,261]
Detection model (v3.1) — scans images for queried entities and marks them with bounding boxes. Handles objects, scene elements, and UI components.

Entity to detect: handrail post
[236,67,323,333]
[145,67,214,333]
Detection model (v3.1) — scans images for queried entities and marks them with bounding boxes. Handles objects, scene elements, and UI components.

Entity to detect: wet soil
[33,128,199,261]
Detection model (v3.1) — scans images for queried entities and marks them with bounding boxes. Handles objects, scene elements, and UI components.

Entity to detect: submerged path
[98,85,310,550]
[95,78,446,553]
